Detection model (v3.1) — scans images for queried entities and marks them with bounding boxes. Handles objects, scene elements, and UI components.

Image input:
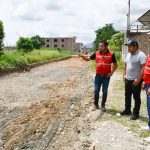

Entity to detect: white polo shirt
[125,50,147,80]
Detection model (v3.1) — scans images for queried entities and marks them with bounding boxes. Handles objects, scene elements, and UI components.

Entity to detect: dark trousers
[94,74,110,106]
[125,79,142,115]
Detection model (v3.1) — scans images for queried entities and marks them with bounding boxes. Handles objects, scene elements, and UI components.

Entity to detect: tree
[93,24,118,50]
[109,32,124,61]
[109,32,124,52]
[16,37,34,53]
[31,35,45,49]
[0,20,5,53]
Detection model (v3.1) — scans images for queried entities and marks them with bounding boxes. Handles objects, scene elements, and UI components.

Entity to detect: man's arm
[107,53,117,77]
[108,62,117,76]
[133,64,145,86]
[123,63,126,82]
[133,52,147,86]
[79,52,95,61]
[112,62,118,74]
[79,54,91,61]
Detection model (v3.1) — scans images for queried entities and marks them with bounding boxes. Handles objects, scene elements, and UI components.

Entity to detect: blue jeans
[146,85,150,127]
[94,74,110,106]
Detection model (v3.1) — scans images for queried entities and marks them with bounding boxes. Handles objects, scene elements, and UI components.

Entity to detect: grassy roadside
[102,71,150,138]
[107,74,150,138]
[0,49,73,69]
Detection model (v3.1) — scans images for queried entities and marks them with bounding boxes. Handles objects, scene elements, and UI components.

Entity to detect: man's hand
[78,54,91,61]
[78,54,85,59]
[147,88,150,96]
[123,74,126,82]
[141,81,145,90]
[133,78,140,86]
[109,62,117,77]
[78,53,83,57]
[107,72,113,77]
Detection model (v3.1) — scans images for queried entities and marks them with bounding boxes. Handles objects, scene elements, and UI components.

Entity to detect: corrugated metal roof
[138,9,150,26]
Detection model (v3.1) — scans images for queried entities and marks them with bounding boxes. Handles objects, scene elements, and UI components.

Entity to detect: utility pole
[123,0,131,60]
[127,0,131,32]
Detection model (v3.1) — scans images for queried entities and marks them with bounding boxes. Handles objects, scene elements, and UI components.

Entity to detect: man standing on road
[80,41,117,111]
[120,40,147,120]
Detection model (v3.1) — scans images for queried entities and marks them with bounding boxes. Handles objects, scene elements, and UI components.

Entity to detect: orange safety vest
[95,50,113,75]
[143,57,150,85]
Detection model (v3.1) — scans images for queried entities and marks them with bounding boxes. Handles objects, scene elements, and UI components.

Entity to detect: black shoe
[148,121,150,127]
[120,110,131,116]
[130,114,139,120]
[101,105,106,112]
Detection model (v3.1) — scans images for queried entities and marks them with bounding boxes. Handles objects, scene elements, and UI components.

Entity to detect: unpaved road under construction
[0,57,150,150]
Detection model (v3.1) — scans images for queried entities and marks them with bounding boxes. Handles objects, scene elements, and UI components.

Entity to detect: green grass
[0,49,73,69]
[117,60,124,70]
[90,60,96,71]
[107,105,140,132]
[98,103,150,137]
[140,131,150,138]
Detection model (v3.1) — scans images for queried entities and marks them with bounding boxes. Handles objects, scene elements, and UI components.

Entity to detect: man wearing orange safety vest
[80,41,118,111]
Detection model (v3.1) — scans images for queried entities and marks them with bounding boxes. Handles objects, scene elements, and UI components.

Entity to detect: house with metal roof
[122,9,150,60]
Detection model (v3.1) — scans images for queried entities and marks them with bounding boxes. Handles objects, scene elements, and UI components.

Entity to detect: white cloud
[12,2,45,21]
[11,0,62,21]
[44,0,61,11]
[0,0,149,45]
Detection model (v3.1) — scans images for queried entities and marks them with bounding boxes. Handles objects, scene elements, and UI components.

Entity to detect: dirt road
[0,57,150,150]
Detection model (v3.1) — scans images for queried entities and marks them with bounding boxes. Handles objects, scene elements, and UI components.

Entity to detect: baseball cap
[125,40,138,46]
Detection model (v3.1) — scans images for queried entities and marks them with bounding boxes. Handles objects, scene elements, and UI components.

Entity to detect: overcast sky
[0,0,149,45]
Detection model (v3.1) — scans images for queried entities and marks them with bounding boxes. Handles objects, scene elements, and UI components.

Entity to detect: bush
[115,52,121,61]
[0,20,5,52]
[56,47,62,52]
[31,35,45,49]
[16,37,34,53]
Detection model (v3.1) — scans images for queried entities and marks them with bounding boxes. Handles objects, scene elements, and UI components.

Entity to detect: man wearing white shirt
[120,40,147,120]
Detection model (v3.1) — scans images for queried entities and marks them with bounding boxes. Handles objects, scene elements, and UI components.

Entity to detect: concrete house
[122,9,150,60]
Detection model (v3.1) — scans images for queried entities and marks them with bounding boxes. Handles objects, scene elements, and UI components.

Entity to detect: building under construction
[43,36,83,52]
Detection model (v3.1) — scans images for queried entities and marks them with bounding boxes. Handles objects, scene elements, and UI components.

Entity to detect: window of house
[47,39,49,42]
[61,39,64,42]
[61,45,64,47]
[54,44,57,47]
[47,45,49,47]
[54,39,57,42]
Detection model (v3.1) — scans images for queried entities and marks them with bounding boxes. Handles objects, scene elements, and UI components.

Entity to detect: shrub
[16,37,34,53]
[0,20,5,52]
[57,47,62,52]
[31,35,45,49]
